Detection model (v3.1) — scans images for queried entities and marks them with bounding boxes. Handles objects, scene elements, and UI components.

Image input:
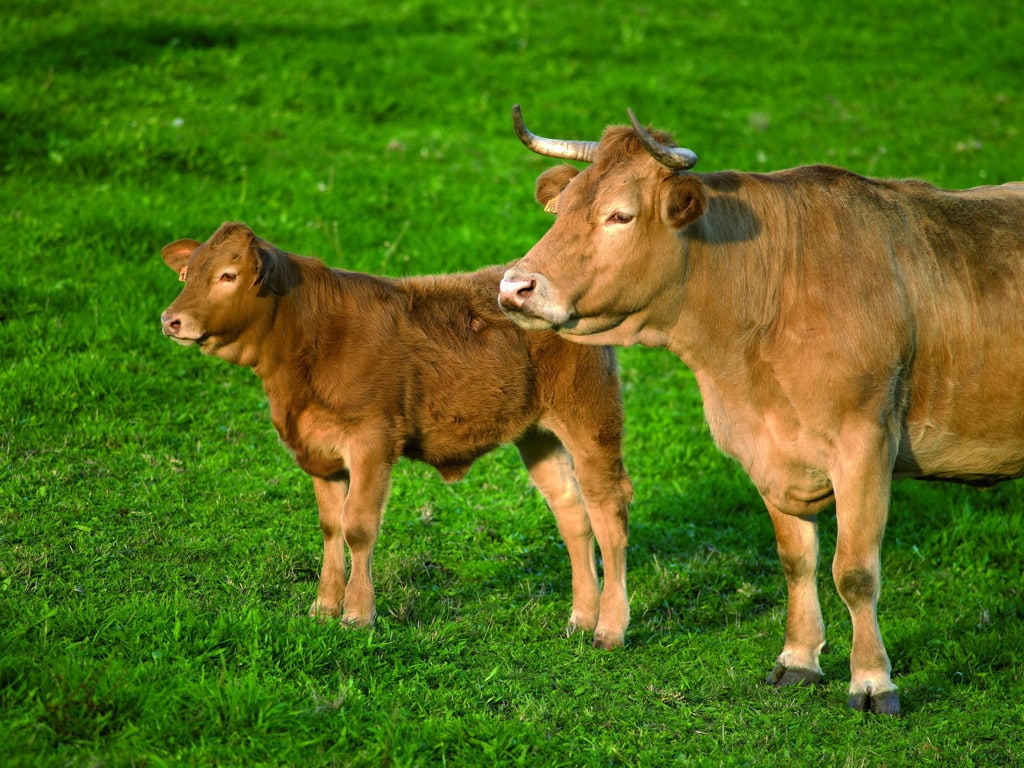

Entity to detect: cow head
[499,106,706,347]
[160,222,293,366]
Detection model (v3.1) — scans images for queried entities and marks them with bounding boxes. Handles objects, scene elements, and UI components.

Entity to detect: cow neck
[665,181,777,380]
[250,255,330,383]
[665,263,753,376]
[252,262,398,402]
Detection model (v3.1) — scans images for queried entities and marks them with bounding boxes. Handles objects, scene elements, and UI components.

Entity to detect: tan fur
[161,222,633,648]
[499,122,1024,712]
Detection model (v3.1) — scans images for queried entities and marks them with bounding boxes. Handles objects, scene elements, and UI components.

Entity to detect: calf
[160,222,632,647]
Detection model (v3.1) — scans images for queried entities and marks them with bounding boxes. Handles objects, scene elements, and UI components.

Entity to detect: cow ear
[161,238,201,278]
[251,242,293,296]
[664,175,708,230]
[535,165,579,213]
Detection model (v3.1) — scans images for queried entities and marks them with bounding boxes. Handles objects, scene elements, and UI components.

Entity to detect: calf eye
[219,272,238,283]
[607,212,634,225]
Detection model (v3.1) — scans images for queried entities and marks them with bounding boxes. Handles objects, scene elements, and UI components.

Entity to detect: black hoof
[848,689,901,715]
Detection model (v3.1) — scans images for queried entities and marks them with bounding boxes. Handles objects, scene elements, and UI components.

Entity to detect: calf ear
[535,165,579,213]
[252,243,294,296]
[161,238,201,278]
[663,175,708,230]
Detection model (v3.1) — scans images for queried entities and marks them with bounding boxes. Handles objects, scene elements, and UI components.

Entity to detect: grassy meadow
[2,0,1023,765]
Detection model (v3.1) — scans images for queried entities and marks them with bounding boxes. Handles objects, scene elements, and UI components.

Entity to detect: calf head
[160,221,290,365]
[499,106,707,346]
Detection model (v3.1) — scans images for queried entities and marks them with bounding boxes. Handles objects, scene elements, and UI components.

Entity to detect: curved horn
[513,104,598,163]
[627,109,698,171]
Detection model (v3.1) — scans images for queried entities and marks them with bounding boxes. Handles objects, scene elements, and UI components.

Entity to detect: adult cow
[160,222,632,648]
[498,105,1024,713]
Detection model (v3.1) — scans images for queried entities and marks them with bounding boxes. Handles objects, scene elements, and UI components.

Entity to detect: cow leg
[831,423,900,714]
[516,431,602,641]
[309,474,350,618]
[336,452,392,626]
[571,447,631,650]
[764,501,826,687]
[519,427,632,649]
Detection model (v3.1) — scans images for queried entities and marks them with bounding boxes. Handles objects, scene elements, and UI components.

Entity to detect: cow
[498,105,1024,713]
[159,222,633,648]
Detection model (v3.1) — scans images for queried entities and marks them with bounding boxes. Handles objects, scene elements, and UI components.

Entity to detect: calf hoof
[766,662,823,687]
[849,689,901,715]
[308,601,342,620]
[567,610,599,635]
[592,628,625,650]
[341,611,375,628]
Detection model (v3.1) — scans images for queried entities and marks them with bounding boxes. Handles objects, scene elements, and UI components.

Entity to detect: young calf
[159,222,633,647]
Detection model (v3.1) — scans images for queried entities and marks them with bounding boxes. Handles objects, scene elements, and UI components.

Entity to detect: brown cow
[498,106,1024,713]
[160,222,632,648]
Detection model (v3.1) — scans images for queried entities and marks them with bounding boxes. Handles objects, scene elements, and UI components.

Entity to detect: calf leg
[337,451,392,626]
[517,431,602,641]
[309,475,350,618]
[764,501,826,687]
[831,422,900,714]
[571,448,631,650]
[522,425,632,649]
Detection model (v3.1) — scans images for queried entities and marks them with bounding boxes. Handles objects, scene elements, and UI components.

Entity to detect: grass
[2,0,1023,765]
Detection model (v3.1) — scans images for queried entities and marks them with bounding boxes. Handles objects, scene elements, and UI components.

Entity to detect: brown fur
[499,120,1024,712]
[161,222,633,648]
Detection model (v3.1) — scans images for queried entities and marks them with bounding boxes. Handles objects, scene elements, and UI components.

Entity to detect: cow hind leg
[570,448,631,650]
[764,501,827,687]
[519,423,632,650]
[516,431,605,643]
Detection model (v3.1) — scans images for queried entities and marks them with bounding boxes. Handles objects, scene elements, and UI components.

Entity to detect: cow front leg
[338,452,391,626]
[832,423,900,714]
[764,501,826,687]
[309,474,350,619]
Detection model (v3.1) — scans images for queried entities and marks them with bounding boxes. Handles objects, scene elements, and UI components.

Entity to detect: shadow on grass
[1,10,471,77]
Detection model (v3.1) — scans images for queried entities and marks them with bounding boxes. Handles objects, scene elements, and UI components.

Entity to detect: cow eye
[219,272,238,283]
[607,211,634,225]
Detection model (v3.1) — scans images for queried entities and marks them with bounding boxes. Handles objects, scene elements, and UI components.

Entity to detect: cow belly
[408,411,536,476]
[404,354,540,474]
[897,430,1024,485]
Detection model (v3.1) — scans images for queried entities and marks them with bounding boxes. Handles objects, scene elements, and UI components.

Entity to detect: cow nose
[499,271,537,309]
[161,312,181,336]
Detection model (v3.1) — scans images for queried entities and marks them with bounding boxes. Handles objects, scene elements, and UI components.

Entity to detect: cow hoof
[566,611,598,635]
[766,662,822,687]
[592,628,625,650]
[308,601,342,621]
[848,689,901,715]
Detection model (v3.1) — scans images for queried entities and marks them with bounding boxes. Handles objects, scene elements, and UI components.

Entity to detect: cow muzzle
[161,310,202,346]
[498,268,573,330]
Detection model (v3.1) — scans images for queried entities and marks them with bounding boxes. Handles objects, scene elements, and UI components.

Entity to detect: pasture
[2,0,1022,764]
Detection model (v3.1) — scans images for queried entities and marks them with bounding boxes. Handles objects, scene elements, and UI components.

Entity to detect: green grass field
[2,1,1023,765]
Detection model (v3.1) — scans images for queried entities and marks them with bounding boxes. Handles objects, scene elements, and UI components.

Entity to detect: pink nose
[161,312,182,336]
[498,272,537,310]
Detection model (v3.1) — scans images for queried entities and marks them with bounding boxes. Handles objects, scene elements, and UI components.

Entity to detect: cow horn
[627,109,698,171]
[513,104,598,163]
